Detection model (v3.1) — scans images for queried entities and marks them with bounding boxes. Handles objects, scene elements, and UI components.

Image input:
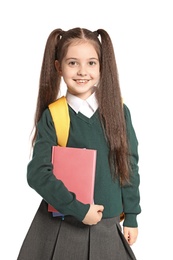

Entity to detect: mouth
[74,79,90,83]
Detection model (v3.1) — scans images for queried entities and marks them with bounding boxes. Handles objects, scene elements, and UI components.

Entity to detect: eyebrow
[65,57,99,61]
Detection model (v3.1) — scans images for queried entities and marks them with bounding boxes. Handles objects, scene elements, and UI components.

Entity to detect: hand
[82,204,104,225]
[123,227,138,245]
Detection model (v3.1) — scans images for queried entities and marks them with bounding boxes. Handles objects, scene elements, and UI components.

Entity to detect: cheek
[61,66,75,79]
[95,69,100,80]
[60,69,68,78]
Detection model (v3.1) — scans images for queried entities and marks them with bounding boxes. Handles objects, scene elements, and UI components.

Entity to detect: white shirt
[66,91,98,118]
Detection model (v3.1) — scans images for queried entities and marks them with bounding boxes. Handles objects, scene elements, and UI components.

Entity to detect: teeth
[76,80,88,83]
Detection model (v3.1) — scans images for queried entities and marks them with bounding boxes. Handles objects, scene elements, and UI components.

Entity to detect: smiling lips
[74,79,90,83]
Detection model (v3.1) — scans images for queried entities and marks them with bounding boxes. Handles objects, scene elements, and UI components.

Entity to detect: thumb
[123,229,130,243]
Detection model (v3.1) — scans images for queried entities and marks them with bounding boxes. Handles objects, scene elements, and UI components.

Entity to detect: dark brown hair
[32,27,130,184]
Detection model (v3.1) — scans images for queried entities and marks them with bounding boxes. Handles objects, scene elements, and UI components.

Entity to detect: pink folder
[48,146,97,216]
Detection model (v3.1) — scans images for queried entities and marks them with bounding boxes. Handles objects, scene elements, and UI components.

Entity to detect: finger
[97,211,103,221]
[98,205,104,212]
[128,236,137,246]
[124,233,129,243]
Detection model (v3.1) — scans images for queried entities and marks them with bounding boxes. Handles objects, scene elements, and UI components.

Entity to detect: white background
[0,1,173,259]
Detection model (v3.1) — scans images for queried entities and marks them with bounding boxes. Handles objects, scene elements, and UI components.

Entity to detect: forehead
[65,40,98,58]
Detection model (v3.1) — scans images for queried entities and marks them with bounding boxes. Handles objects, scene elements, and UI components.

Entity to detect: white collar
[66,91,98,116]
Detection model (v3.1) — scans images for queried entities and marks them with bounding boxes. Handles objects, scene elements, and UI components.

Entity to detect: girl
[17,28,141,260]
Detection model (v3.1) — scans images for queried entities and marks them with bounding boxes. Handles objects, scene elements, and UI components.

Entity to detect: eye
[89,61,97,66]
[68,60,78,66]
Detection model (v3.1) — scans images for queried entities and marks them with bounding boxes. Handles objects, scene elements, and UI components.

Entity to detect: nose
[77,66,87,76]
[77,72,87,76]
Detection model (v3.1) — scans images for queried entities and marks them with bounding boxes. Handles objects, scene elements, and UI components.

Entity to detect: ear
[55,60,62,75]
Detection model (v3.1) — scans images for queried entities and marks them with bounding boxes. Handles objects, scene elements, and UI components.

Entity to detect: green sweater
[27,104,141,227]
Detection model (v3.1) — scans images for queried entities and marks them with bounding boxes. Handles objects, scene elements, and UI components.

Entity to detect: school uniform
[17,92,141,259]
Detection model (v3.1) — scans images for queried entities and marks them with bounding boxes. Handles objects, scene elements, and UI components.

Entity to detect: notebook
[48,146,97,217]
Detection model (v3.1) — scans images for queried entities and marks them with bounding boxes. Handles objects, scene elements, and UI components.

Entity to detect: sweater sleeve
[122,104,141,227]
[27,108,90,221]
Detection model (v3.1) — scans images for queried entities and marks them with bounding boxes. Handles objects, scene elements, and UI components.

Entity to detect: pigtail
[32,29,63,146]
[96,29,130,184]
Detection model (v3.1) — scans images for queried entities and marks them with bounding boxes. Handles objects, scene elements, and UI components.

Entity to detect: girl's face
[56,42,100,100]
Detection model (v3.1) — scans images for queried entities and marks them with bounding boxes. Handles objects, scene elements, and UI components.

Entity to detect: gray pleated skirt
[17,200,137,260]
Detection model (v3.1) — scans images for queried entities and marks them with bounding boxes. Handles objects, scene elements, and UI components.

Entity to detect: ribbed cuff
[123,214,138,227]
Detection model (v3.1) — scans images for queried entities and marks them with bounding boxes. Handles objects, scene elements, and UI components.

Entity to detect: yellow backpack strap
[48,96,70,147]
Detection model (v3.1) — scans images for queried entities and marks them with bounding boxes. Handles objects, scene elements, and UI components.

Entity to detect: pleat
[89,217,137,260]
[116,222,137,260]
[17,200,62,260]
[52,216,90,259]
[17,200,137,260]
